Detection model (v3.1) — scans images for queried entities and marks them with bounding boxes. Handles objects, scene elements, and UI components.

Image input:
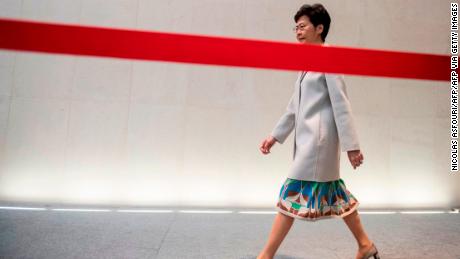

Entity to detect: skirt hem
[275,201,360,222]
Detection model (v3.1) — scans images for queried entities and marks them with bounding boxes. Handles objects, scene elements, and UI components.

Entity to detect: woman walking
[257,4,380,259]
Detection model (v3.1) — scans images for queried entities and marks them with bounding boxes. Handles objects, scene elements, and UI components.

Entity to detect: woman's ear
[316,24,324,35]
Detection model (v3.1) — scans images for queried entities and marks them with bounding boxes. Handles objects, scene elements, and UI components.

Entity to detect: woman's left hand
[347,150,363,170]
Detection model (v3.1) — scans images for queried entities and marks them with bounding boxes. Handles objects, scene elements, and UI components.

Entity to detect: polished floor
[0,204,459,259]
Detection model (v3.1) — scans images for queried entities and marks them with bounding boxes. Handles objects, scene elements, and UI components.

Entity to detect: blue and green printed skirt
[276,178,359,221]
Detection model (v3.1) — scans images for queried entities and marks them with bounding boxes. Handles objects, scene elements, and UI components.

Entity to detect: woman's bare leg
[342,209,374,259]
[257,212,295,259]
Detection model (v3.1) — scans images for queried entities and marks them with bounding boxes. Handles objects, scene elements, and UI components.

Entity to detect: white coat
[270,71,360,182]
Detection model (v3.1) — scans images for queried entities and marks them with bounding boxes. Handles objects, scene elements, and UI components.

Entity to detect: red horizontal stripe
[0,17,452,81]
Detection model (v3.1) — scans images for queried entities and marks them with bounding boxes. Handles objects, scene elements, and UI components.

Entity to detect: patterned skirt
[276,178,359,221]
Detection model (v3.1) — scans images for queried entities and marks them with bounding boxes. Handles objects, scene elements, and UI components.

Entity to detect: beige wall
[0,0,456,209]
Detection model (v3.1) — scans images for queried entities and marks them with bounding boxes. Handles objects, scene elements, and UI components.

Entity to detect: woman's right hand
[259,135,277,155]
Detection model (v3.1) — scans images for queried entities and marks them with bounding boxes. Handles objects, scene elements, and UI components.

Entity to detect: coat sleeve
[325,73,361,152]
[270,90,296,144]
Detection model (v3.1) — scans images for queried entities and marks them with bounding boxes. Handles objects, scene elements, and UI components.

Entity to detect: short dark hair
[294,3,331,42]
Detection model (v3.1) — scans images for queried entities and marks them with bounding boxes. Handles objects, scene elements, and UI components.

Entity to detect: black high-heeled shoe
[361,243,380,259]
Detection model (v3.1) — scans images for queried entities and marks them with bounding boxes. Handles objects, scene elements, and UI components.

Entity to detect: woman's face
[294,15,324,44]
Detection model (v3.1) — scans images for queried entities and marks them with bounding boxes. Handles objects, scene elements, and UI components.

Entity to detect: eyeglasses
[292,23,308,32]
